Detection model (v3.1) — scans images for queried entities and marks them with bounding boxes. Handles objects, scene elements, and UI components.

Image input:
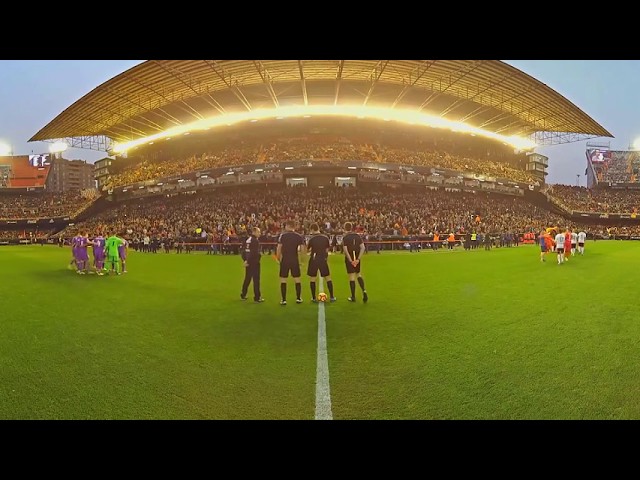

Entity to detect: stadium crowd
[0,230,51,240]
[0,191,94,219]
[61,187,577,242]
[545,184,640,214]
[593,151,640,184]
[104,138,535,190]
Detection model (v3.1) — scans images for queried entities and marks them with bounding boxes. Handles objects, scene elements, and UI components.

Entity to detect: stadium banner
[570,211,640,222]
[0,217,72,227]
[609,183,640,189]
[0,186,46,192]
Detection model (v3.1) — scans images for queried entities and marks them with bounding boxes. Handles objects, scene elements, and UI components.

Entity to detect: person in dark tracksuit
[241,227,264,303]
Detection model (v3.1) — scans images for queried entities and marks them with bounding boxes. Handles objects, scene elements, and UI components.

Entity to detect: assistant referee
[241,227,264,303]
[342,222,368,303]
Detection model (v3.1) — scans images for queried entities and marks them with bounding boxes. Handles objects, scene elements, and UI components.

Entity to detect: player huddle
[68,231,128,275]
[538,228,586,265]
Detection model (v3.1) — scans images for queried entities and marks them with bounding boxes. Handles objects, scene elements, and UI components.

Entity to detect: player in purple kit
[68,236,78,270]
[118,236,129,273]
[92,233,106,275]
[76,232,90,274]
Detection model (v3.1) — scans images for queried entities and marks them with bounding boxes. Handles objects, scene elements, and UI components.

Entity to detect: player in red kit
[564,228,572,261]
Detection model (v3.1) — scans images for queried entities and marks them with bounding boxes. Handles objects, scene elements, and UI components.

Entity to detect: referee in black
[307,223,336,303]
[277,220,306,305]
[342,222,368,303]
[240,227,264,303]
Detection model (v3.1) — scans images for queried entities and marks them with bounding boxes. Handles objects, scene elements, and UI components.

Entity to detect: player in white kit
[577,231,587,255]
[570,231,578,256]
[555,232,566,265]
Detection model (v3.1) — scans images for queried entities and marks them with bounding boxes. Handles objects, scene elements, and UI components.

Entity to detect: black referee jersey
[278,231,305,261]
[342,232,364,260]
[307,233,330,262]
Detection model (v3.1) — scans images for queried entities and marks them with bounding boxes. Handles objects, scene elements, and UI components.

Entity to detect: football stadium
[3,60,640,419]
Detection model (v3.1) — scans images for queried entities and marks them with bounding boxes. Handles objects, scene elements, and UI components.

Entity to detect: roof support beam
[43,135,113,152]
[363,61,389,106]
[418,61,484,111]
[391,60,437,108]
[458,104,488,123]
[85,101,165,133]
[253,61,280,108]
[494,119,527,134]
[334,60,344,105]
[440,98,470,117]
[443,74,511,118]
[62,105,146,139]
[202,92,227,115]
[129,73,204,122]
[480,98,556,129]
[466,84,542,123]
[103,86,183,127]
[203,60,252,111]
[149,61,227,117]
[298,60,308,106]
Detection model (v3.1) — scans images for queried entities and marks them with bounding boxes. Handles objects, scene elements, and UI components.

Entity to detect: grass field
[0,241,638,420]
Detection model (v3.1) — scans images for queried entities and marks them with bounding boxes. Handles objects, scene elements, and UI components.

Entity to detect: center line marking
[315,276,333,420]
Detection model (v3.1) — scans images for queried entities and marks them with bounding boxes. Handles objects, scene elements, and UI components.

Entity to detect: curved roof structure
[30,60,612,150]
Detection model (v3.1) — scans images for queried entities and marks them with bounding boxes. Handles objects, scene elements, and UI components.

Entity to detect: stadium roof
[30,60,613,151]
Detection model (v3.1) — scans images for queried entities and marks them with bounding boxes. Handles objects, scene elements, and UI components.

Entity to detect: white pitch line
[315,276,333,420]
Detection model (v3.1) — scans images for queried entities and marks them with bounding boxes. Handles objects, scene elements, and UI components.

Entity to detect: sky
[0,59,637,186]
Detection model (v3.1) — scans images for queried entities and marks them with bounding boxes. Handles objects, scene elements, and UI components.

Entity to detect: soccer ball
[317,292,328,302]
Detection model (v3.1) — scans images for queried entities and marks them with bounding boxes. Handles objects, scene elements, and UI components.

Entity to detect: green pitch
[0,242,637,419]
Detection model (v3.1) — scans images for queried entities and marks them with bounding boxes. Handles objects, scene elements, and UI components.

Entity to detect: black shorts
[571,243,576,249]
[578,242,584,247]
[556,247,564,254]
[280,258,301,278]
[345,257,361,274]
[307,258,330,277]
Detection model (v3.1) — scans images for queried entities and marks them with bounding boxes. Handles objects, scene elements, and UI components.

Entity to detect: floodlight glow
[633,138,640,150]
[49,141,68,153]
[111,105,538,154]
[0,143,10,156]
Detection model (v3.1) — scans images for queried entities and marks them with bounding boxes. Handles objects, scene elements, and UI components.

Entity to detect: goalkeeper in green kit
[105,232,124,275]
